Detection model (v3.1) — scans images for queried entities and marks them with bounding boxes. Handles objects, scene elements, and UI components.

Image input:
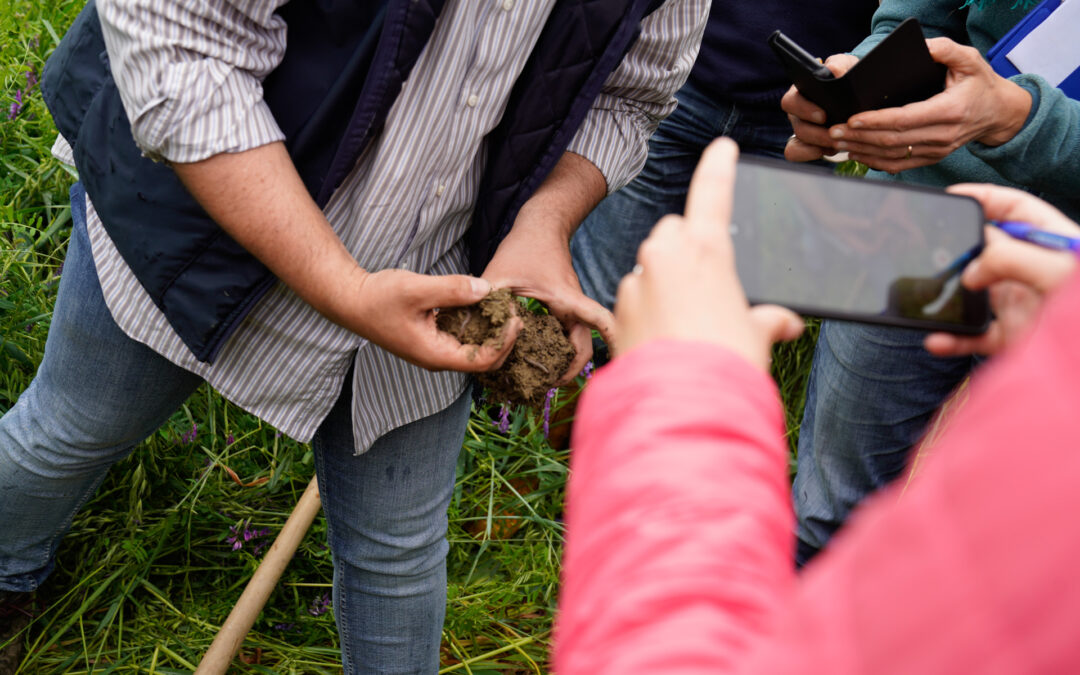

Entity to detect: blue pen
[993,220,1080,253]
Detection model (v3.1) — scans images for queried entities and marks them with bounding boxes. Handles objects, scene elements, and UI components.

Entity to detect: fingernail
[812,111,825,124]
[835,141,848,150]
[850,120,864,129]
[829,127,844,139]
[470,277,491,296]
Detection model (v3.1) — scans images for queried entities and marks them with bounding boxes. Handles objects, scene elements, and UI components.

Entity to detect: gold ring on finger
[905,145,913,160]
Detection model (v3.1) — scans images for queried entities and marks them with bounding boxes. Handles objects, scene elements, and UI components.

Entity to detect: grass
[0,2,821,671]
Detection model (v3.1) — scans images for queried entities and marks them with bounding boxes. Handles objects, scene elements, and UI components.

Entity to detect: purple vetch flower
[493,404,511,433]
[225,520,270,552]
[25,70,37,88]
[227,519,271,554]
[181,422,198,444]
[308,592,331,616]
[8,89,24,120]
[225,433,235,446]
[273,622,298,633]
[226,523,244,551]
[542,388,557,438]
[581,360,594,380]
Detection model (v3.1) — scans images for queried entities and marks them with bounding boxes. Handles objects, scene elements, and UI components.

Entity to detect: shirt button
[436,184,446,196]
[502,0,514,9]
[466,94,479,107]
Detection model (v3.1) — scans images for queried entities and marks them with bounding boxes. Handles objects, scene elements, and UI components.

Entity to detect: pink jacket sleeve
[556,339,796,673]
[556,271,1080,674]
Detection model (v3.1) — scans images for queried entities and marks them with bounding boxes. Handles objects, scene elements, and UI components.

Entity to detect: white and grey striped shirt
[58,0,707,453]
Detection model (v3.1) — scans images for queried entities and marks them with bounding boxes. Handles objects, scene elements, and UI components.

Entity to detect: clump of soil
[437,288,575,409]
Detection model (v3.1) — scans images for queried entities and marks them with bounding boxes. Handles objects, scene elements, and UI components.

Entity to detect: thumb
[750,305,805,345]
[926,37,976,72]
[823,52,858,77]
[419,274,492,310]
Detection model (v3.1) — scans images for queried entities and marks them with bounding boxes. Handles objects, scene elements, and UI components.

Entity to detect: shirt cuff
[132,70,285,164]
[567,102,661,195]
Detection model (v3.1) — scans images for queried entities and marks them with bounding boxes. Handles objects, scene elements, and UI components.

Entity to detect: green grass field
[0,2,820,671]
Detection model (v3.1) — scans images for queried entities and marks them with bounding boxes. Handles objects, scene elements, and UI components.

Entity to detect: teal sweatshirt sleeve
[969,75,1080,197]
[849,0,969,59]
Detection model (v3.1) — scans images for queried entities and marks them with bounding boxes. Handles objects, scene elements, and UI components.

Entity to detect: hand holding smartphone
[729,157,990,334]
[769,19,946,125]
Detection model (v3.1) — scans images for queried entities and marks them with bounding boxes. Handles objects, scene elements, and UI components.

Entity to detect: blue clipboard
[986,0,1080,99]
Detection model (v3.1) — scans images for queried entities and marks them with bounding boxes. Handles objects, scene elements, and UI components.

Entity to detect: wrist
[321,263,372,332]
[978,79,1032,147]
[515,201,577,241]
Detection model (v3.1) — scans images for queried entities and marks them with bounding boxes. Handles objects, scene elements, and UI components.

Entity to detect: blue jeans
[0,184,470,673]
[571,80,793,313]
[792,320,977,565]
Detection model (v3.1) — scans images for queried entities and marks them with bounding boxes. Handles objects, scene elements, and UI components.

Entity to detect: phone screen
[730,158,990,333]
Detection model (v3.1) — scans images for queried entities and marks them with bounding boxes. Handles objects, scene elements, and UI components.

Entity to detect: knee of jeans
[331,509,451,585]
[821,321,934,373]
[0,381,145,476]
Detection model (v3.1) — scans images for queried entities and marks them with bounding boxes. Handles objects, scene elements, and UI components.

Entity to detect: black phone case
[770,18,947,126]
[731,156,991,335]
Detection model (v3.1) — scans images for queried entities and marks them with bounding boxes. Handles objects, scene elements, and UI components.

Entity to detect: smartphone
[730,157,990,334]
[768,30,834,81]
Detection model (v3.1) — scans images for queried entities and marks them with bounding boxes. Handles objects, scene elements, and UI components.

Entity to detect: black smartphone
[768,19,946,125]
[768,30,835,81]
[730,157,990,334]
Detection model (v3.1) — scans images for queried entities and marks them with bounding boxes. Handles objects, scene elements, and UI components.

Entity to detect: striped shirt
[62,0,707,453]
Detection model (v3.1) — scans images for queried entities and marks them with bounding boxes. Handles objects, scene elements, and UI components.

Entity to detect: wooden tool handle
[195,475,322,674]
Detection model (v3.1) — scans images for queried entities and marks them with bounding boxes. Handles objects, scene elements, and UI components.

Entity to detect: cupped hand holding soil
[436,289,575,409]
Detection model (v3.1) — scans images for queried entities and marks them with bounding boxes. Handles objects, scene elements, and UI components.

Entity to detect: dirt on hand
[436,288,576,409]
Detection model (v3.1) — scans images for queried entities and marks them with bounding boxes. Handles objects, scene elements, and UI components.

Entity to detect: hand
[614,138,804,370]
[924,184,1078,357]
[482,217,614,385]
[825,38,1032,173]
[348,269,522,371]
[781,53,860,162]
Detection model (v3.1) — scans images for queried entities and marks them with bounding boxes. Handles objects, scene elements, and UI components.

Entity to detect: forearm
[515,151,607,241]
[172,143,365,326]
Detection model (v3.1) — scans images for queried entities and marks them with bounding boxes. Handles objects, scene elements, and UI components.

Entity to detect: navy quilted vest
[42,0,662,363]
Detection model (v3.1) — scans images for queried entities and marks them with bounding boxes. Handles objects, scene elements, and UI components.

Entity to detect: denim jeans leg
[312,382,472,674]
[726,104,795,161]
[792,319,976,565]
[0,184,204,592]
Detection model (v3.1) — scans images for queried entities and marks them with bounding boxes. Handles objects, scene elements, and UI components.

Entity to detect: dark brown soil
[436,289,575,409]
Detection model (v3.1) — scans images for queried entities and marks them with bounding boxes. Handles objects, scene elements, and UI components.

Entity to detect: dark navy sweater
[690,0,878,107]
